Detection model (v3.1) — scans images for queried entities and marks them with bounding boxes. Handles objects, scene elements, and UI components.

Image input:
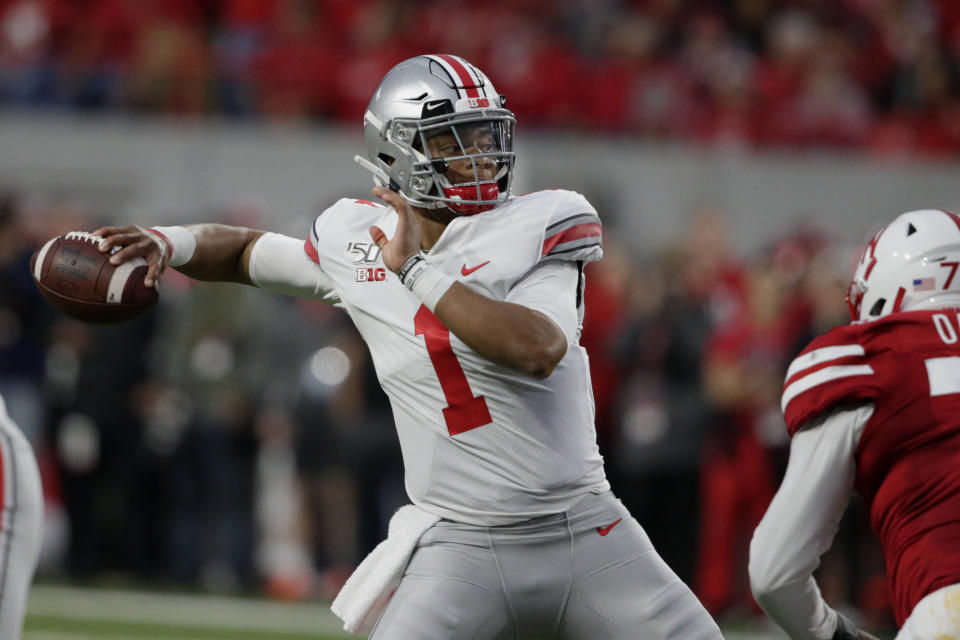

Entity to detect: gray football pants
[369,491,722,640]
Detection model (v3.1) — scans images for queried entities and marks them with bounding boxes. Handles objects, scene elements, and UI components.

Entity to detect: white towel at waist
[331,503,441,634]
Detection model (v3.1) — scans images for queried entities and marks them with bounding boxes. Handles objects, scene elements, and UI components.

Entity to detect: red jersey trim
[304,238,320,265]
[541,222,602,256]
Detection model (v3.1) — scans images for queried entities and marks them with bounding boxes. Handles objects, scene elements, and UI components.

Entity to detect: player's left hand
[369,186,421,273]
[94,224,168,288]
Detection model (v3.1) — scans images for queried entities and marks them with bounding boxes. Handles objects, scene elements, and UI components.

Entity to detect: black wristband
[398,254,425,285]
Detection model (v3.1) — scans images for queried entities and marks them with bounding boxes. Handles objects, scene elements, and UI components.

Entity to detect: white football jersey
[299,190,609,525]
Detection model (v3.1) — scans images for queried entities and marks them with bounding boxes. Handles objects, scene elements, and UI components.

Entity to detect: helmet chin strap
[353,155,392,186]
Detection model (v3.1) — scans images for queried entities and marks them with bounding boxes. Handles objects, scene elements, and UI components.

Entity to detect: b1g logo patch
[456,97,491,110]
[357,267,386,282]
[346,241,382,265]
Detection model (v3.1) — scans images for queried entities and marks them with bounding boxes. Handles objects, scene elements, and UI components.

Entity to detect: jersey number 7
[414,305,493,436]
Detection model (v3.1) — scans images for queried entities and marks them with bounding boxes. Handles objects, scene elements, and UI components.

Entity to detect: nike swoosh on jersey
[461,261,490,276]
[596,518,623,536]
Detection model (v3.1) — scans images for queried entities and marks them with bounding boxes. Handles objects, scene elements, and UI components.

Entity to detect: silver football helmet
[355,54,515,216]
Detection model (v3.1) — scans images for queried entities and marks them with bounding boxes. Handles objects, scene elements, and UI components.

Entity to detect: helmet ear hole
[378,153,395,167]
[869,299,886,316]
[907,222,917,236]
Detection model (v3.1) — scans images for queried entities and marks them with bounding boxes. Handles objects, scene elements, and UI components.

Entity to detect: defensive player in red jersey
[749,209,960,640]
[94,55,722,639]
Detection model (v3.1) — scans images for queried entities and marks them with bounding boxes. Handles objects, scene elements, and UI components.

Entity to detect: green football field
[25,584,353,640]
[23,583,791,640]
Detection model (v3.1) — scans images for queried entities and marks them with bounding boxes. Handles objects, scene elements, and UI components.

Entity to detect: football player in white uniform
[750,209,960,640]
[96,54,722,639]
[0,393,43,640]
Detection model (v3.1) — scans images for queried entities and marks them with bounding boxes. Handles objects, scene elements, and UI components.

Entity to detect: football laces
[64,231,121,254]
[64,231,105,244]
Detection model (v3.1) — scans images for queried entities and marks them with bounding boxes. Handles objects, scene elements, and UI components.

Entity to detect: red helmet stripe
[943,210,960,232]
[435,54,481,98]
[863,225,887,281]
[892,286,906,313]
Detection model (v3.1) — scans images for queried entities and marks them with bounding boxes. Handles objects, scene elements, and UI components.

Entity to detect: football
[30,231,158,324]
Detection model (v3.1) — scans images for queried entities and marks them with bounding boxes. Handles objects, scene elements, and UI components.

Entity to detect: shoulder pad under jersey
[520,190,603,264]
[304,198,388,265]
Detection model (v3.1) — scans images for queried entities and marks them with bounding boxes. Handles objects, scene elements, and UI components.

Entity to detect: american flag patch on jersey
[914,277,936,291]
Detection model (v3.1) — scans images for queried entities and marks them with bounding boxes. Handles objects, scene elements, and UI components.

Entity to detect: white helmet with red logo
[355,54,515,216]
[847,209,960,321]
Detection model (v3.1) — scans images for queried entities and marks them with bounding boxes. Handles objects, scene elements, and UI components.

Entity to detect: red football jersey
[782,310,960,624]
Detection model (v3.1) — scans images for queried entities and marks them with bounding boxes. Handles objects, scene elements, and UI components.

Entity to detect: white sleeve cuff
[148,225,197,267]
[404,261,455,312]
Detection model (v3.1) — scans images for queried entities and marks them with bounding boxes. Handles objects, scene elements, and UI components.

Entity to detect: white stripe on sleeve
[786,344,865,381]
[781,364,874,414]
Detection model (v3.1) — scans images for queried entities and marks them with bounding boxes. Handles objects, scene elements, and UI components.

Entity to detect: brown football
[30,231,158,324]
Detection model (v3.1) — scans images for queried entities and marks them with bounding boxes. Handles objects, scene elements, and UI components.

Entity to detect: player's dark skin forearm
[434,284,567,380]
[176,224,263,285]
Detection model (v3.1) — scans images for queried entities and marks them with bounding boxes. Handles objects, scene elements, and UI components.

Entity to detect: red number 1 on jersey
[414,305,492,436]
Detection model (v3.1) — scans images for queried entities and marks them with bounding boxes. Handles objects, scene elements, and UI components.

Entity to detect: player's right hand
[369,186,422,273]
[93,225,168,289]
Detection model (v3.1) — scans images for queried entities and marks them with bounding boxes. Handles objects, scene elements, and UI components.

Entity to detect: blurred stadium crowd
[0,192,894,632]
[0,0,959,154]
